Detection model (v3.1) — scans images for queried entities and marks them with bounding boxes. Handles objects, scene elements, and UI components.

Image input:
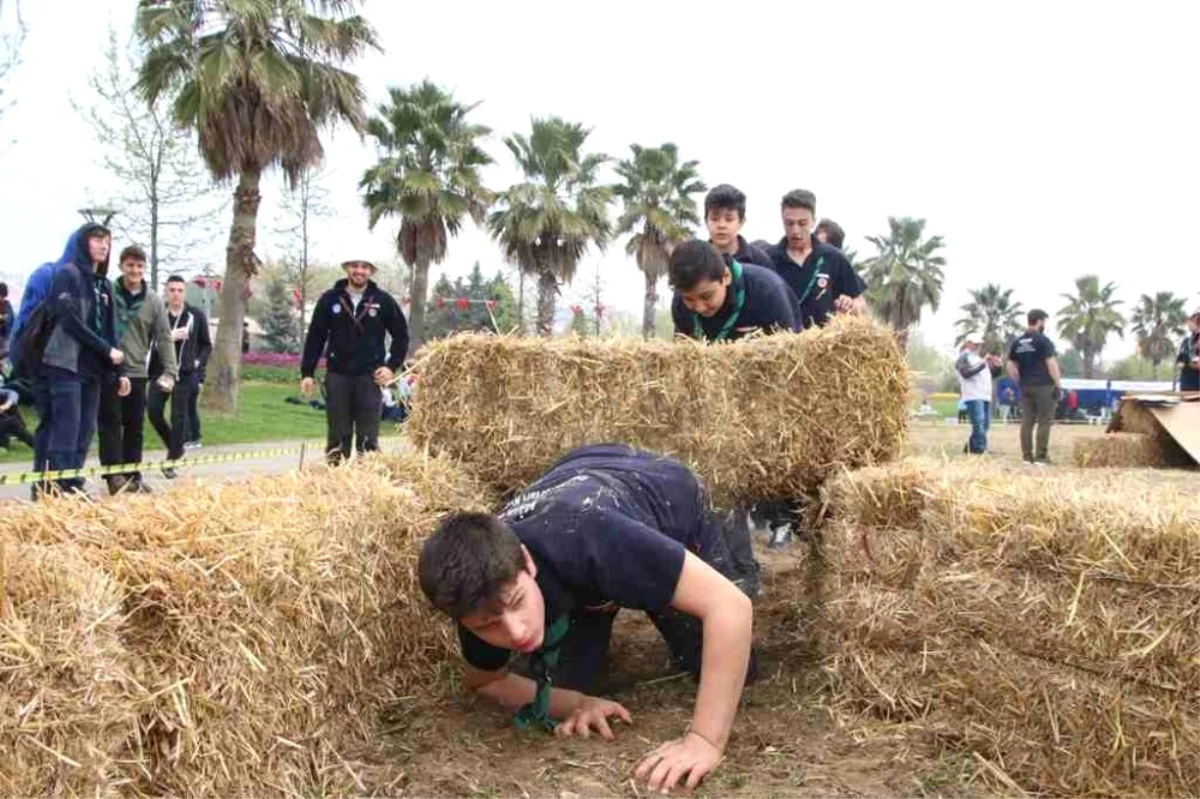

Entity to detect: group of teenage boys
[418,186,868,792]
[5,223,210,497]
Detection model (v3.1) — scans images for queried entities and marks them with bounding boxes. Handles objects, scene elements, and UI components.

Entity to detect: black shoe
[106,475,128,496]
[129,478,153,494]
[162,467,178,479]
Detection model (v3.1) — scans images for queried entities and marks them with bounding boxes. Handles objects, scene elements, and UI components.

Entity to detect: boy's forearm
[689,595,752,750]
[473,671,586,719]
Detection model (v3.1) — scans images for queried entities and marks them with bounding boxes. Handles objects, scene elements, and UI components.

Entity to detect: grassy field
[0,381,327,464]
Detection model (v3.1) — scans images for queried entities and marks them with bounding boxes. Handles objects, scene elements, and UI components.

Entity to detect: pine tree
[259,277,300,354]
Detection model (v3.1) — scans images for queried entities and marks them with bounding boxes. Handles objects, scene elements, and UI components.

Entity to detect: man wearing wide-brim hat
[300,258,409,464]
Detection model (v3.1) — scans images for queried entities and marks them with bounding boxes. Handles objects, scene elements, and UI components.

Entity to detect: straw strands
[1074,432,1170,468]
[820,459,1200,797]
[0,452,489,797]
[406,317,911,504]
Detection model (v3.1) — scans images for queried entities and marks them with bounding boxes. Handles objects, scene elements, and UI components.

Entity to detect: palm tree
[1056,275,1125,379]
[361,80,493,348]
[863,216,946,351]
[136,0,376,412]
[1130,291,1187,378]
[954,283,1024,357]
[488,118,611,336]
[612,143,706,339]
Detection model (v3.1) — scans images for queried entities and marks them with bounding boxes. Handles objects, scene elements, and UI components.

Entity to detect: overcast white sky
[2,0,1197,356]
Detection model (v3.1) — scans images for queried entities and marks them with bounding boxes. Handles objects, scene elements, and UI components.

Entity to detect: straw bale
[407,316,911,504]
[826,621,1200,798]
[0,451,489,797]
[823,458,1200,585]
[0,541,136,798]
[1074,432,1168,468]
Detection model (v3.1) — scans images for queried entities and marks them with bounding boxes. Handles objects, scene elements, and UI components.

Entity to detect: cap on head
[342,259,376,272]
[964,333,983,346]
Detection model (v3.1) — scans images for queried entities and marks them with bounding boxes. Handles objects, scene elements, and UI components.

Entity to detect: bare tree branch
[74,27,227,289]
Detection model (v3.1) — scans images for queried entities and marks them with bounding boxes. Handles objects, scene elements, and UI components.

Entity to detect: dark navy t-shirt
[1008,330,1057,387]
[459,444,707,671]
[671,261,800,341]
[767,236,866,328]
[731,236,774,268]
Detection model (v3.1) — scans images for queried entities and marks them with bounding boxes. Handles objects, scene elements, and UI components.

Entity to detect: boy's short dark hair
[668,239,729,292]
[704,184,747,220]
[418,512,525,619]
[166,274,186,285]
[119,245,147,264]
[781,189,817,213]
[0,282,7,298]
[815,218,845,249]
[1028,308,1049,326]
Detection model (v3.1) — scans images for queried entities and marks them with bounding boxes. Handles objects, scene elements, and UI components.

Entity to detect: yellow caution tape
[0,445,309,486]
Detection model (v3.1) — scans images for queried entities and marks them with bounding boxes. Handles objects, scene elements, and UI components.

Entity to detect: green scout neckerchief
[692,259,746,343]
[794,254,826,306]
[513,614,571,732]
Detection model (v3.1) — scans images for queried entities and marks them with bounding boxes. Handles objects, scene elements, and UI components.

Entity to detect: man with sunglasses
[300,259,408,464]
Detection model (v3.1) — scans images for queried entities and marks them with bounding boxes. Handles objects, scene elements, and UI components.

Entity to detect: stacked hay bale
[407,317,911,504]
[821,459,1200,797]
[1073,431,1166,467]
[0,452,489,797]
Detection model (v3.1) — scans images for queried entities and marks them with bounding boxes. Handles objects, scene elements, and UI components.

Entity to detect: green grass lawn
[0,381,329,465]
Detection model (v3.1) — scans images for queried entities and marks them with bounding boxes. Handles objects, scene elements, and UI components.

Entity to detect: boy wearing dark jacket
[419,444,755,794]
[300,259,408,464]
[148,275,211,475]
[100,245,178,493]
[33,223,128,495]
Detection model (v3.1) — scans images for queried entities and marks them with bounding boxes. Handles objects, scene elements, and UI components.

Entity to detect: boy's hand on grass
[634,731,723,793]
[554,696,631,741]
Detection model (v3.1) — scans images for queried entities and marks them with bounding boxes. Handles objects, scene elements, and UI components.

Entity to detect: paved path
[0,436,409,503]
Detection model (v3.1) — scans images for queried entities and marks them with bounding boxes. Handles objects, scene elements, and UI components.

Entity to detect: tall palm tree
[1057,275,1125,379]
[1130,291,1187,378]
[136,0,376,412]
[612,143,706,339]
[361,80,493,348]
[863,216,946,351]
[488,118,611,336]
[954,283,1024,356]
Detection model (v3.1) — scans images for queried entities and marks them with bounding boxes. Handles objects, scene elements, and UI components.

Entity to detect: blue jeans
[965,399,991,454]
[33,366,102,493]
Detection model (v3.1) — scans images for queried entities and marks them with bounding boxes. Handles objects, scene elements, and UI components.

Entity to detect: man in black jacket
[33,223,129,495]
[148,275,212,477]
[301,259,409,464]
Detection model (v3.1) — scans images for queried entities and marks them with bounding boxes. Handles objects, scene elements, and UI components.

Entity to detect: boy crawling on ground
[418,444,757,792]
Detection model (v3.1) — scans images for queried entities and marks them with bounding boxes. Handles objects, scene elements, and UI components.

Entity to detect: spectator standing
[1177,309,1200,391]
[300,259,409,464]
[148,276,211,477]
[1007,309,1063,464]
[956,333,996,454]
[33,224,128,496]
[0,282,13,359]
[99,246,178,493]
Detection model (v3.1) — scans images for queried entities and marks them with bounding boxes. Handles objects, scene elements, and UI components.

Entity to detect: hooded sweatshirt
[40,225,121,378]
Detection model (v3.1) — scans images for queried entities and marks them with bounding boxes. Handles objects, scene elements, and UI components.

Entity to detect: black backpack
[11,300,56,380]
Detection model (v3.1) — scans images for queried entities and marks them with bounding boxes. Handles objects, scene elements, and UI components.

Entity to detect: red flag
[484,299,497,311]
[213,279,223,292]
[292,289,302,304]
[192,276,207,288]
[455,297,471,311]
[571,304,583,315]
[434,296,446,309]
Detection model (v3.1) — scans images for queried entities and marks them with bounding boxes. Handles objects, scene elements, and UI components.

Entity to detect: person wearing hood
[33,223,128,496]
[300,259,408,464]
[99,245,179,494]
